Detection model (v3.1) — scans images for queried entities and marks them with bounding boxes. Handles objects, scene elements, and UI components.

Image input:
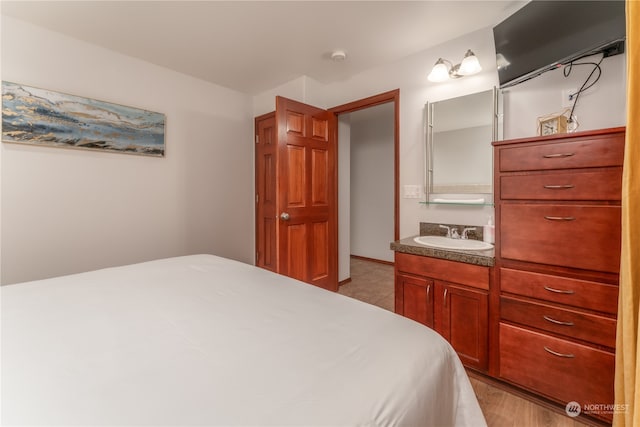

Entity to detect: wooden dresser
[493,127,624,422]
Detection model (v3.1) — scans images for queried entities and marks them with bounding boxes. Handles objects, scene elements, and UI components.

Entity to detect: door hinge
[255,135,259,144]
[256,251,259,262]
[256,193,259,203]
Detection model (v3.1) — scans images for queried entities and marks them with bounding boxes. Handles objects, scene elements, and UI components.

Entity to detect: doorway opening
[329,89,399,284]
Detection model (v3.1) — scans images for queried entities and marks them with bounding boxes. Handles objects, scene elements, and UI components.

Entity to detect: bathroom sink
[413,235,493,251]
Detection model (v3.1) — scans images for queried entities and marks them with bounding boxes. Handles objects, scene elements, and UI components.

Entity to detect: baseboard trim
[350,254,394,266]
[338,278,352,287]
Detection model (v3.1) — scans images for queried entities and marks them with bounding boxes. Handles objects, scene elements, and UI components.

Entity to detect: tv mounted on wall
[493,1,625,88]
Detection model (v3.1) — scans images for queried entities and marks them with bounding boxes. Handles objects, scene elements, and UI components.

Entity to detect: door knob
[280,212,290,221]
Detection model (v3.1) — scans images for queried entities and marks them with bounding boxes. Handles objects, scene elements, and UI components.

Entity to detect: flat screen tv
[493,1,625,88]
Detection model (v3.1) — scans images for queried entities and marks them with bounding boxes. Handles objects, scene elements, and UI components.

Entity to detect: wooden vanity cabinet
[494,127,624,422]
[395,252,489,371]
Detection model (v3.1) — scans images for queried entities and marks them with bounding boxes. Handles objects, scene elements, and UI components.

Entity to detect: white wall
[337,115,351,282]
[281,27,626,239]
[349,103,395,263]
[502,52,626,139]
[253,75,327,117]
[1,16,254,284]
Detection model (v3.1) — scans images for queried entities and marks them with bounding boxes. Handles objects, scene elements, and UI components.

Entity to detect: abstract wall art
[2,81,165,157]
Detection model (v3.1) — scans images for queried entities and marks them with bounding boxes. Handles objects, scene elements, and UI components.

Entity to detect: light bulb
[458,50,482,76]
[428,59,450,82]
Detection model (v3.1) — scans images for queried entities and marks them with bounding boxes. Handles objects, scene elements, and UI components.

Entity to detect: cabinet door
[395,273,434,328]
[436,281,488,371]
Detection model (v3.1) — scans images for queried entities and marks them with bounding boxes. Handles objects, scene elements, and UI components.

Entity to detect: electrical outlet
[562,88,577,108]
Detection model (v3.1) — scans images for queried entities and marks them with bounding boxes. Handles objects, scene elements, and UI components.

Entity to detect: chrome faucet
[439,224,452,238]
[462,227,477,240]
[439,224,463,239]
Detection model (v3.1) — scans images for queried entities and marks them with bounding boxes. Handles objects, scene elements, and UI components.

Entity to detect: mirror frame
[424,87,502,204]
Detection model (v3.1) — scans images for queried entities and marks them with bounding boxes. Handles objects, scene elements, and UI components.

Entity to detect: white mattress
[1,254,486,426]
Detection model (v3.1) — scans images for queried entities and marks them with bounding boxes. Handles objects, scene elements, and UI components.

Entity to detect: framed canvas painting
[2,81,165,157]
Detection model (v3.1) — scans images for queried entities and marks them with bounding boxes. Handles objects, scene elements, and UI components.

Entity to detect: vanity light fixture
[428,49,482,82]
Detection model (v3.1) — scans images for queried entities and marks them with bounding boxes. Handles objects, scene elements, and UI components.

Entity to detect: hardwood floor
[338,257,595,427]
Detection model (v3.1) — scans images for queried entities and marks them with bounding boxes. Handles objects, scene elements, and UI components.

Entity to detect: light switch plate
[403,185,422,199]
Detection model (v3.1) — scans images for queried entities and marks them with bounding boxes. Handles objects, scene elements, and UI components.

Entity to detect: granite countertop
[390,235,495,267]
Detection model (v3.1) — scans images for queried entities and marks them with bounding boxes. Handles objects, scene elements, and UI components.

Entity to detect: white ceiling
[1,1,527,95]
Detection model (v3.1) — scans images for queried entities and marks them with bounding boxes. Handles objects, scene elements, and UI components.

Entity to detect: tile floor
[338,256,595,427]
[337,257,394,311]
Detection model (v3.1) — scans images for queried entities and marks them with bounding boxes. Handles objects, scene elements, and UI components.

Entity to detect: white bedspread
[1,254,486,426]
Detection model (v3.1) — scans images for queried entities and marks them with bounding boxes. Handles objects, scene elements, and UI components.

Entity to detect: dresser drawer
[500,204,621,273]
[500,169,622,201]
[395,252,489,290]
[498,133,624,172]
[500,268,618,314]
[500,323,614,412]
[501,296,616,348]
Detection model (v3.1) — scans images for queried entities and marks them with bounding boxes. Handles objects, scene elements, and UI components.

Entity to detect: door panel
[275,97,337,291]
[255,113,277,272]
[287,145,306,207]
[312,116,328,140]
[287,223,307,282]
[311,221,329,281]
[286,111,304,134]
[311,148,328,205]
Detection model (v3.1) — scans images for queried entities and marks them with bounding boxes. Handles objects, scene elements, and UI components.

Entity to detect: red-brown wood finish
[501,295,616,348]
[493,127,624,423]
[395,252,489,372]
[500,204,621,273]
[500,168,622,201]
[395,272,434,328]
[498,130,625,172]
[257,92,400,291]
[395,251,489,290]
[437,281,489,370]
[500,323,614,410]
[255,113,277,272]
[500,268,619,314]
[275,96,338,291]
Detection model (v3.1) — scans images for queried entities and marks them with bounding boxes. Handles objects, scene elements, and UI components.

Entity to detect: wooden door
[255,112,277,272]
[275,97,337,291]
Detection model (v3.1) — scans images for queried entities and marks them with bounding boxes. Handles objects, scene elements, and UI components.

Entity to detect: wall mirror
[425,88,502,203]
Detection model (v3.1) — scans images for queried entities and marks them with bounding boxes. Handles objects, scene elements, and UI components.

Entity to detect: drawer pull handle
[443,288,448,306]
[544,346,575,358]
[543,184,575,190]
[544,216,576,221]
[543,152,575,159]
[544,286,575,295]
[543,315,575,326]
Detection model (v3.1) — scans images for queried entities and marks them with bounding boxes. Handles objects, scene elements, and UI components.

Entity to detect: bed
[1,254,487,426]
